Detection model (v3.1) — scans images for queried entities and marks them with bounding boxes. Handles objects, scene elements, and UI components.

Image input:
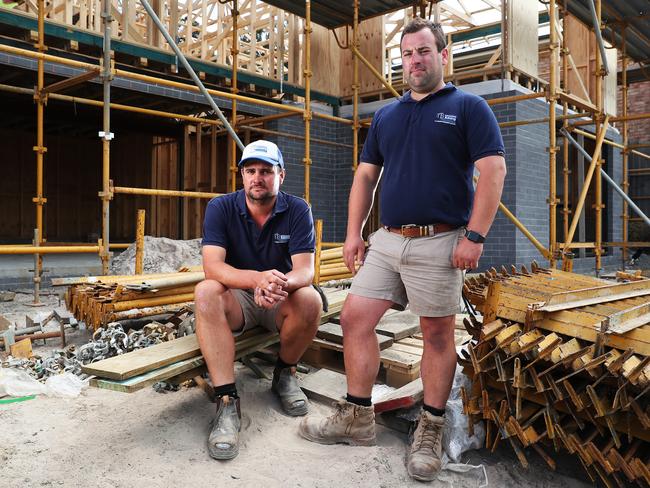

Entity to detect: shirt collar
[235,189,288,217]
[400,82,456,103]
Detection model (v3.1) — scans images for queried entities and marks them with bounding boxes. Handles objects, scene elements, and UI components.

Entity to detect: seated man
[195,139,322,461]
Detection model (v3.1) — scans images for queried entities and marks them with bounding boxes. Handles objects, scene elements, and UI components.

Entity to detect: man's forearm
[346,172,377,238]
[467,162,506,236]
[205,262,260,290]
[285,267,314,293]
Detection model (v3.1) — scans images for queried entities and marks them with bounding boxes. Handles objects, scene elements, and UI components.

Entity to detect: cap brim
[238,156,282,167]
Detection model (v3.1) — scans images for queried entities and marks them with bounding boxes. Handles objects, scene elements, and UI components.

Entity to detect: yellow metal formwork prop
[461,264,650,486]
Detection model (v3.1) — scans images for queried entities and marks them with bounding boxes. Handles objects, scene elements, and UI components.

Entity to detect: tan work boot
[407,410,445,481]
[298,399,376,446]
[208,395,241,460]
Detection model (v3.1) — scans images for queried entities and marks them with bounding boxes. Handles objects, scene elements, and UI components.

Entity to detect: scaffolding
[0,0,650,300]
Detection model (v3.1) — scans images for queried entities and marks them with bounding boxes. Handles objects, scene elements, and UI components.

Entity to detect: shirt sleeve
[289,202,316,255]
[465,97,505,163]
[201,197,228,248]
[359,110,384,166]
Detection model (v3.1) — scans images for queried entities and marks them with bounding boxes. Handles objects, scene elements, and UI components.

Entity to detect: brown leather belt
[384,223,459,238]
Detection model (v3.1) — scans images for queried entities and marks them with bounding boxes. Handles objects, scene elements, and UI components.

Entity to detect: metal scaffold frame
[1,0,650,297]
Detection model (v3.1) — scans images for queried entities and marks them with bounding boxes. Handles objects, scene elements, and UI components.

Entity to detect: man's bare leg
[340,294,394,397]
[195,279,246,461]
[298,294,391,446]
[271,285,321,416]
[419,315,456,408]
[275,286,322,363]
[406,315,456,481]
[194,279,245,387]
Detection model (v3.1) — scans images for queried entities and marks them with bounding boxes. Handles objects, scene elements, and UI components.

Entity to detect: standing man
[196,139,322,461]
[300,18,506,482]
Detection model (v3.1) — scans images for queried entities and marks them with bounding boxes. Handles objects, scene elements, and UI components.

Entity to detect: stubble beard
[406,65,442,95]
[246,186,276,205]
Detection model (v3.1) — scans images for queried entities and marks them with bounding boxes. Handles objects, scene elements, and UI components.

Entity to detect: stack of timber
[460,262,650,486]
[318,246,354,283]
[60,271,204,330]
[83,328,280,393]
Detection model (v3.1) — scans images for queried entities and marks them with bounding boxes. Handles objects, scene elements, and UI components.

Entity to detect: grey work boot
[407,410,445,481]
[272,366,309,416]
[207,395,241,460]
[299,399,376,446]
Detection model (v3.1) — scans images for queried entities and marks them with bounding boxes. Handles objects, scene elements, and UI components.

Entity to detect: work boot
[299,399,376,446]
[272,366,309,416]
[406,410,445,481]
[207,395,241,460]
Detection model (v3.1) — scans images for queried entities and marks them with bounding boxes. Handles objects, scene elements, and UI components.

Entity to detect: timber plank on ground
[316,322,393,349]
[90,357,206,393]
[82,328,275,380]
[299,368,347,404]
[82,334,200,380]
[375,311,421,340]
[90,331,280,393]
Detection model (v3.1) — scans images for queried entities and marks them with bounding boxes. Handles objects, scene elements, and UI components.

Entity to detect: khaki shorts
[230,288,281,336]
[350,227,465,317]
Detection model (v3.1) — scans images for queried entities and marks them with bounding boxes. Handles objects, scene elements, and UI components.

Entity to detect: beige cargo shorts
[349,227,465,317]
[230,288,281,336]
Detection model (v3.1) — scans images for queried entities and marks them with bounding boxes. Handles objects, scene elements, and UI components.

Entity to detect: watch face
[465,230,485,243]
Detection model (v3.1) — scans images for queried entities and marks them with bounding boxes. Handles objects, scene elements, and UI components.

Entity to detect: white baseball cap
[238,140,284,169]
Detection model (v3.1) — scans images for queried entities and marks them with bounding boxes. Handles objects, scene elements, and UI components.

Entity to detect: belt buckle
[400,224,416,237]
[400,224,428,237]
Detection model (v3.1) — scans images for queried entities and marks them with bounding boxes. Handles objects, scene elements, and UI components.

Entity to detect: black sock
[274,356,297,373]
[346,393,372,407]
[214,382,238,400]
[423,404,445,417]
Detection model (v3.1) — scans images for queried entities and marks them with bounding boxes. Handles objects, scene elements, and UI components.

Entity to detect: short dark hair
[400,17,446,52]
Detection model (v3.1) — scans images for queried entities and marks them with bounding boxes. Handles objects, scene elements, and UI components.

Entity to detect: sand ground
[0,290,592,488]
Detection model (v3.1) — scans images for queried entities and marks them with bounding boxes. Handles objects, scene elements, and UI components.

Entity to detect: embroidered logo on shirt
[274,233,290,244]
[434,113,457,125]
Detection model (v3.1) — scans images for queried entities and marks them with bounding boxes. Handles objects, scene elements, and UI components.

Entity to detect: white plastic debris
[44,372,88,398]
[0,367,48,397]
[441,456,489,488]
[444,363,485,462]
[435,348,489,487]
[0,367,88,398]
[370,383,395,403]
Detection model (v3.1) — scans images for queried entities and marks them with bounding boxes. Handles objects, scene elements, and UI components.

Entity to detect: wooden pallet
[302,334,424,388]
[380,342,423,387]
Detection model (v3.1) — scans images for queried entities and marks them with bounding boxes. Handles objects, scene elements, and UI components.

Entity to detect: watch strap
[465,229,486,244]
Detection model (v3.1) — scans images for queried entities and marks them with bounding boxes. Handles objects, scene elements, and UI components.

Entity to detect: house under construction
[0,0,649,288]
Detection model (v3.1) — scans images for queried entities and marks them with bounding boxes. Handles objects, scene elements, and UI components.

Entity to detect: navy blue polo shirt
[360,83,505,227]
[202,190,315,274]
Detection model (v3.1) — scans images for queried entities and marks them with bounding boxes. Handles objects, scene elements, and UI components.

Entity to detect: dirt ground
[0,290,593,488]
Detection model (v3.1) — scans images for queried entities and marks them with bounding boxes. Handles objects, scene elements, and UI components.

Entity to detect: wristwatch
[464,229,486,244]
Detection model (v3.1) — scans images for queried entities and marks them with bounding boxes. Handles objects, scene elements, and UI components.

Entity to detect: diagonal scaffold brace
[139,0,244,152]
